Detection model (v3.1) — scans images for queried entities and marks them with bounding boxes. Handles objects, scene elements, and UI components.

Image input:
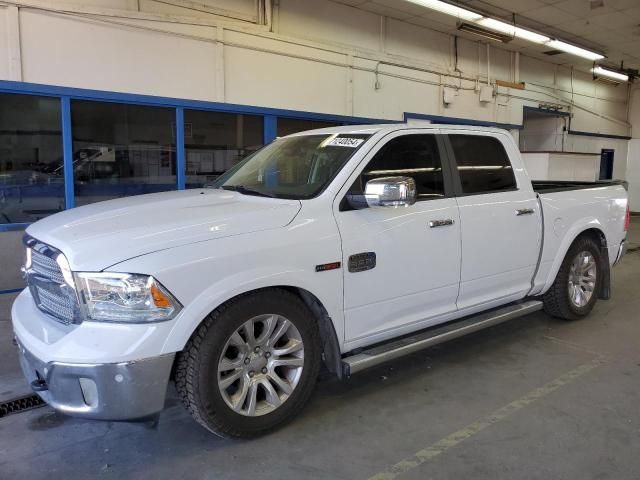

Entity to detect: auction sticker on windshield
[327,137,365,148]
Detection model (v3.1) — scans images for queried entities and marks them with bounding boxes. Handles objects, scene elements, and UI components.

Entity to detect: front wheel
[175,289,321,437]
[543,236,602,320]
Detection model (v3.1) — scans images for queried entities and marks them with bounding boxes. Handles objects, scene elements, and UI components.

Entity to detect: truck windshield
[212,133,371,199]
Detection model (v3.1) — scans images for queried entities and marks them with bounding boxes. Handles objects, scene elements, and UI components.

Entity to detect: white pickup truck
[13,124,629,437]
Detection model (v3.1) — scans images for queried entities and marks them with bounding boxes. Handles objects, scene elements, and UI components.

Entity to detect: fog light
[79,378,98,407]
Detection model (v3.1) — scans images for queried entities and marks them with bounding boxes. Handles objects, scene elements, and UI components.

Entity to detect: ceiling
[332,0,640,72]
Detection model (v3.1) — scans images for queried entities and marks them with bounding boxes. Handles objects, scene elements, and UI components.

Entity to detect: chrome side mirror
[364,176,417,208]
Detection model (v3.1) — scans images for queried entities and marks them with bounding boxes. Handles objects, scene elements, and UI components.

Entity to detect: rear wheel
[543,236,602,320]
[175,289,321,437]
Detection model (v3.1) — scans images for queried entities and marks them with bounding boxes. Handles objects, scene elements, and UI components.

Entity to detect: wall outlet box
[479,85,494,103]
[443,87,457,106]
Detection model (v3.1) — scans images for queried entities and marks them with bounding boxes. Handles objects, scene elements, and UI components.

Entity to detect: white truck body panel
[26,189,301,271]
[443,129,541,310]
[531,184,628,294]
[12,123,629,379]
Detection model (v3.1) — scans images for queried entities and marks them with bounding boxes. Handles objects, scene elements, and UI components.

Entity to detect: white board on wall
[521,153,550,180]
[19,10,218,101]
[522,152,600,182]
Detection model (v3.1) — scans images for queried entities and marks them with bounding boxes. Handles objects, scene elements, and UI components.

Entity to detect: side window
[449,135,516,194]
[348,134,445,202]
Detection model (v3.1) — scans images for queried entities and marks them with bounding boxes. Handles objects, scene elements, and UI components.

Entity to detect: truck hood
[26,189,301,271]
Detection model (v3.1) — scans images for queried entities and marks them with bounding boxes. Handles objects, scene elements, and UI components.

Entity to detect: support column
[6,5,22,81]
[176,107,186,190]
[215,26,225,102]
[626,86,640,212]
[264,115,277,144]
[61,97,75,209]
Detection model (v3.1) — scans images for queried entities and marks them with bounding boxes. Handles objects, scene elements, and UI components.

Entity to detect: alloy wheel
[568,250,597,308]
[217,314,304,416]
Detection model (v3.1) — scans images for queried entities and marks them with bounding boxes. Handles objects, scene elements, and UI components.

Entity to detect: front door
[335,130,461,347]
[444,131,541,311]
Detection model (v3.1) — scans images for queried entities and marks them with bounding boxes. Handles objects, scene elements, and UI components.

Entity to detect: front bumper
[16,338,174,421]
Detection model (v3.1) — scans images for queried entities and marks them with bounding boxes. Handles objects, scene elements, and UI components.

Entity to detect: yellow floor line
[543,335,609,359]
[368,358,603,480]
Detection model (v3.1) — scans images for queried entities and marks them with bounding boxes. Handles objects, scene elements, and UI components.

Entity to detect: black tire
[543,235,602,320]
[175,289,321,438]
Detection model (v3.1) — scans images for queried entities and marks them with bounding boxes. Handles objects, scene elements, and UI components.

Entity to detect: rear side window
[449,135,516,194]
[350,134,445,201]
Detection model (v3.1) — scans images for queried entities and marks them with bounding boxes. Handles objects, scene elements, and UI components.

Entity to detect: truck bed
[532,180,627,194]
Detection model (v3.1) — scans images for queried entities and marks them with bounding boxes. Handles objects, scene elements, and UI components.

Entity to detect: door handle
[429,219,455,228]
[516,208,535,216]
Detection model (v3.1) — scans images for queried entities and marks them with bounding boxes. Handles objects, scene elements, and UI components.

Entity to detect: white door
[335,131,461,347]
[445,131,540,311]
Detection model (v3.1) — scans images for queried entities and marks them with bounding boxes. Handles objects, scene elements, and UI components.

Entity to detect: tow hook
[30,374,48,392]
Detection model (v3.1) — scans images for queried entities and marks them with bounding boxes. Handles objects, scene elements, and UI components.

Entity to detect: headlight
[75,272,181,323]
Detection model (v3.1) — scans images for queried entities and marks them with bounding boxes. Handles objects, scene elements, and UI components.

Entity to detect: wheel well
[578,228,607,249]
[179,286,343,380]
[277,286,344,379]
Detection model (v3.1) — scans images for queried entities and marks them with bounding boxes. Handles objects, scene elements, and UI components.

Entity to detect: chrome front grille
[37,286,76,321]
[31,249,65,284]
[24,235,80,325]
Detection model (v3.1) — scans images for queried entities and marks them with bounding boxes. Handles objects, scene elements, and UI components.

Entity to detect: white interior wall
[521,153,549,180]
[520,115,566,151]
[547,153,600,182]
[0,0,629,136]
[19,10,220,101]
[565,136,628,181]
[627,86,640,211]
[0,0,634,178]
[522,152,600,181]
[0,6,9,79]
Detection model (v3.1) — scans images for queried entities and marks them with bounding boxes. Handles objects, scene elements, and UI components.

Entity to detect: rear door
[335,130,461,346]
[443,131,540,311]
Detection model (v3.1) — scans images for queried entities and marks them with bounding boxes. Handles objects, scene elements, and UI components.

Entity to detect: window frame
[0,79,389,230]
[443,133,519,197]
[338,130,455,211]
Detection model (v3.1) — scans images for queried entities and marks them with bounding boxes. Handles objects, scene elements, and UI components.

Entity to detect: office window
[449,135,516,194]
[277,118,341,137]
[0,94,64,224]
[350,134,445,202]
[71,101,176,206]
[184,110,263,187]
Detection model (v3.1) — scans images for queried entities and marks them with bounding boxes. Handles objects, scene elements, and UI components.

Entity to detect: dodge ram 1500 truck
[13,124,629,437]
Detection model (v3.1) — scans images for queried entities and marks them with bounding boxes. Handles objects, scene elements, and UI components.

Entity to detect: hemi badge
[315,262,341,272]
[348,252,376,272]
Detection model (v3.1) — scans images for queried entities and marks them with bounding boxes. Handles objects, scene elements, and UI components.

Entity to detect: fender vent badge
[348,252,376,273]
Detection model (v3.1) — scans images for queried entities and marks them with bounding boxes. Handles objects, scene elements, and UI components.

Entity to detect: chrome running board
[342,300,543,376]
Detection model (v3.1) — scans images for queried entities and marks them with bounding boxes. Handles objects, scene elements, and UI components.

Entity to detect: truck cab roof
[286,122,511,138]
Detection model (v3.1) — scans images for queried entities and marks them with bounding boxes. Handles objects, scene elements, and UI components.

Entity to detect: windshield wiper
[220,185,276,198]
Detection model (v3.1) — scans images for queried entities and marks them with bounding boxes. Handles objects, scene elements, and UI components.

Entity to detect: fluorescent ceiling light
[457,23,510,43]
[477,18,549,44]
[406,0,482,22]
[403,0,606,62]
[546,40,604,61]
[592,66,628,82]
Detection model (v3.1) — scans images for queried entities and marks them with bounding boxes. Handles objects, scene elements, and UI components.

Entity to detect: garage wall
[0,7,9,80]
[0,0,630,135]
[19,10,220,102]
[0,0,636,288]
[627,85,640,212]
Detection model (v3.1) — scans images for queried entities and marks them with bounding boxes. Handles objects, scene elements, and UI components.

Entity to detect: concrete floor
[1,220,639,480]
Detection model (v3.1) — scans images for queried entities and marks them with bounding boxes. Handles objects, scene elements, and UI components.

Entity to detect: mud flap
[599,244,611,300]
